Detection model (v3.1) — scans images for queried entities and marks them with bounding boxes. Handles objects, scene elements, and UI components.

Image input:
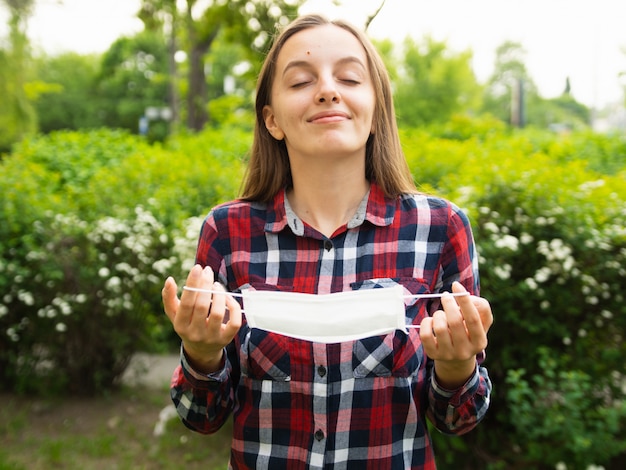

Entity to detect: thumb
[162,276,180,322]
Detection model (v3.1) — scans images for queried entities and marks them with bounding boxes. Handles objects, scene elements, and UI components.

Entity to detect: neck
[288,166,369,238]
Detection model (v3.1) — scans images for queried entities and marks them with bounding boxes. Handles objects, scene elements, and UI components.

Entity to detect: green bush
[411,128,626,469]
[0,128,246,394]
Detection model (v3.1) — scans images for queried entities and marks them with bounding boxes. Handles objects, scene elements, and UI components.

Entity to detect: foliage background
[1,120,625,468]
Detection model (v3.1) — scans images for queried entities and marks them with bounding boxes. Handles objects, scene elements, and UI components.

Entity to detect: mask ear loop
[403,292,470,300]
[182,286,246,313]
[403,292,470,329]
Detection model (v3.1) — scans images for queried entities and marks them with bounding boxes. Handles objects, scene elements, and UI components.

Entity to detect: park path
[122,353,180,389]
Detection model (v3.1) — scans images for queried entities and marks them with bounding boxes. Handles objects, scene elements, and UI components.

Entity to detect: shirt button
[317,365,327,377]
[324,240,333,251]
[314,429,325,441]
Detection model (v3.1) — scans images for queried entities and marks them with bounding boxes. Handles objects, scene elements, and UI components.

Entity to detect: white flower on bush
[99,267,110,278]
[519,232,533,245]
[0,304,8,318]
[537,238,573,261]
[535,216,556,226]
[525,278,538,290]
[51,297,72,315]
[152,258,175,275]
[173,216,204,273]
[601,310,613,320]
[6,327,19,342]
[493,264,512,280]
[534,266,552,283]
[494,234,519,251]
[25,250,46,261]
[483,221,499,234]
[106,276,122,292]
[17,290,34,306]
[56,323,67,333]
[90,217,128,243]
[578,179,605,192]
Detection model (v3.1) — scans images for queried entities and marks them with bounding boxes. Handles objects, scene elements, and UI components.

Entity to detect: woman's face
[263,24,376,165]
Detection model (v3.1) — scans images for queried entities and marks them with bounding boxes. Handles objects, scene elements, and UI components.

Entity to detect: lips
[308,111,350,123]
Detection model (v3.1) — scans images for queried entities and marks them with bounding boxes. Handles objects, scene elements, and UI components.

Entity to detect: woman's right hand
[162,264,242,374]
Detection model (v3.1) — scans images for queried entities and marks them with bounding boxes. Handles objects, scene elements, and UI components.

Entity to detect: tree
[392,36,481,127]
[139,0,304,132]
[33,52,102,133]
[482,40,537,126]
[96,31,170,139]
[0,0,36,152]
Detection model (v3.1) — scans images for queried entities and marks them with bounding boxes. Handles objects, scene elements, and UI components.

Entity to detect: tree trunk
[187,43,209,131]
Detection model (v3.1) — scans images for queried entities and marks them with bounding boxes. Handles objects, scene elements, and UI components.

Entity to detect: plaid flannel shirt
[170,183,491,469]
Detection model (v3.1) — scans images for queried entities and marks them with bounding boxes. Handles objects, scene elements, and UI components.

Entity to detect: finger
[452,282,488,349]
[440,290,470,354]
[431,308,454,352]
[207,281,227,327]
[471,296,494,332]
[451,282,481,331]
[224,293,243,336]
[162,276,180,323]
[441,289,466,332]
[186,266,216,329]
[178,264,203,310]
[418,316,437,354]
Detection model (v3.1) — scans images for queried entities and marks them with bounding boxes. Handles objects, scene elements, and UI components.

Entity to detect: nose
[315,75,340,103]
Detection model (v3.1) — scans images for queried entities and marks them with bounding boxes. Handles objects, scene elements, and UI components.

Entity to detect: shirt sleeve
[170,211,239,434]
[427,362,492,435]
[170,342,238,434]
[426,199,492,435]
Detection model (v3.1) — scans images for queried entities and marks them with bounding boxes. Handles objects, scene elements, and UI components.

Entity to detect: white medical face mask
[241,286,407,343]
[182,285,468,344]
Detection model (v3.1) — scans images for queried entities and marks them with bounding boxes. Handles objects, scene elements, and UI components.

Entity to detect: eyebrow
[281,56,367,77]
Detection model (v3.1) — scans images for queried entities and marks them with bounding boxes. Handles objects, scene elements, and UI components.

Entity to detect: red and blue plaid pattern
[171,183,491,469]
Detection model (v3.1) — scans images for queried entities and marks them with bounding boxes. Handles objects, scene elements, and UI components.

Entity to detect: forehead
[276,24,368,66]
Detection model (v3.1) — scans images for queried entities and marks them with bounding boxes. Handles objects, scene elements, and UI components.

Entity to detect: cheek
[274,102,303,132]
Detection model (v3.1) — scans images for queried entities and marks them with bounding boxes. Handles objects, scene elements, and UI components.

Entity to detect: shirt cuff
[180,344,229,384]
[431,362,480,407]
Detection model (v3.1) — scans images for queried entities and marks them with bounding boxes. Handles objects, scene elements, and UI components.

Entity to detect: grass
[0,386,233,469]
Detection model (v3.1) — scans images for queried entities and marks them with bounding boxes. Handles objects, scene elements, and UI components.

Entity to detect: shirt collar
[265,182,396,235]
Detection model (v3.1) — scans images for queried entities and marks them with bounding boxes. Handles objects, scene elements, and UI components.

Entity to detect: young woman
[162,14,492,469]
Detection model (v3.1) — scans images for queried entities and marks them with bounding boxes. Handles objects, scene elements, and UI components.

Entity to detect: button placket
[311,343,328,454]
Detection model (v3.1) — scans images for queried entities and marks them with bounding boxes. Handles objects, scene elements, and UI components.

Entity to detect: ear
[263,105,285,141]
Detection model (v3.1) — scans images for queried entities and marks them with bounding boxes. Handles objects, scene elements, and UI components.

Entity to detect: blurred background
[1,1,625,469]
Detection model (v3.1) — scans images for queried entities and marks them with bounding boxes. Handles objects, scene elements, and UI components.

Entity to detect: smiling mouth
[308,112,350,124]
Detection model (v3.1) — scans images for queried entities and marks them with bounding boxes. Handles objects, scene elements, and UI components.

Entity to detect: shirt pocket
[350,277,430,378]
[238,283,292,382]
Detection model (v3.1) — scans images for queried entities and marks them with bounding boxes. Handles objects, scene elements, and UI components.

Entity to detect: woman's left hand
[419,281,493,389]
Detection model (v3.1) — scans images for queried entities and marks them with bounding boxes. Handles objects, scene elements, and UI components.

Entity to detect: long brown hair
[240,14,417,203]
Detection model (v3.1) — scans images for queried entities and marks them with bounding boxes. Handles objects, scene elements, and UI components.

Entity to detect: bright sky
[2,0,625,108]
